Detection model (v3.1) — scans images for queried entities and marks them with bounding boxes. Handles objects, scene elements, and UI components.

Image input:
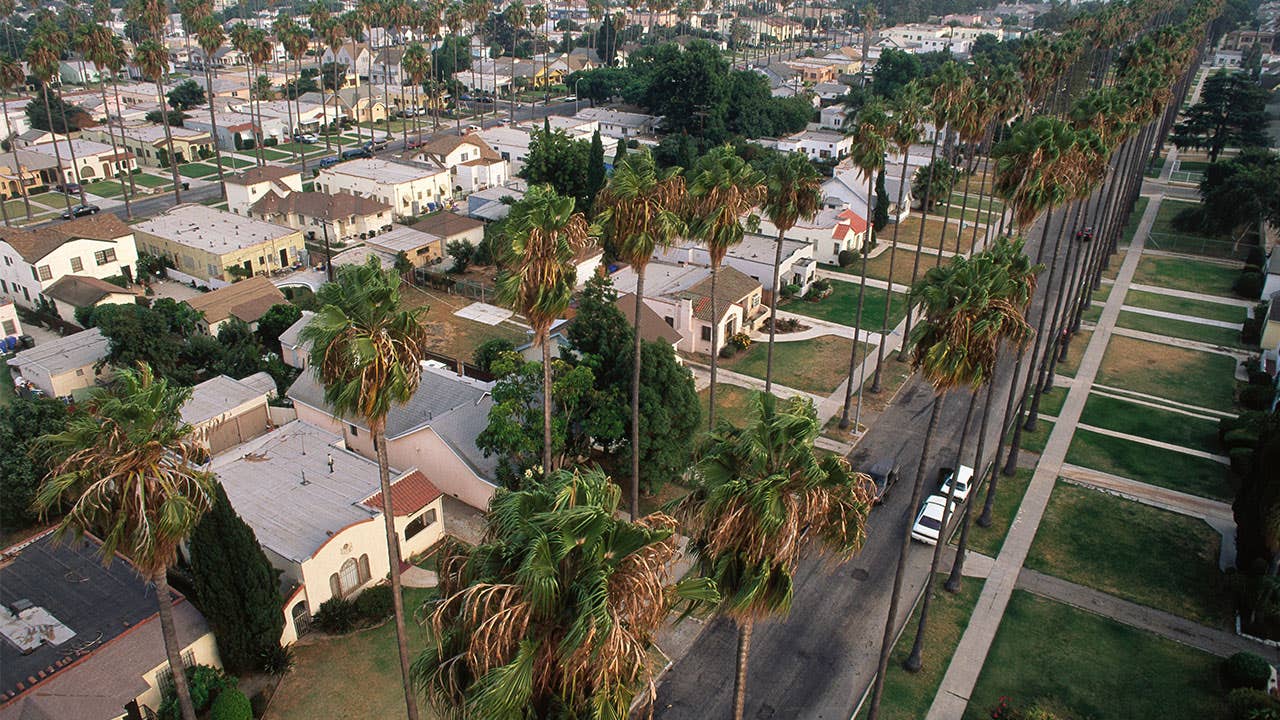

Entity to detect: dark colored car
[865,459,900,504]
[56,182,82,194]
[341,147,373,160]
[364,137,389,151]
[318,156,340,168]
[61,203,100,219]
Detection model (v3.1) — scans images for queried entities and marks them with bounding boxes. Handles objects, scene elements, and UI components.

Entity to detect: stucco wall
[386,429,497,512]
[135,630,222,713]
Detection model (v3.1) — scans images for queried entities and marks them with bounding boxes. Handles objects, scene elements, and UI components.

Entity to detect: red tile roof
[832,208,867,239]
[361,470,443,516]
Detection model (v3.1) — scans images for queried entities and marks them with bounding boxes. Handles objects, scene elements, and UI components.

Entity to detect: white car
[911,495,949,545]
[939,464,975,505]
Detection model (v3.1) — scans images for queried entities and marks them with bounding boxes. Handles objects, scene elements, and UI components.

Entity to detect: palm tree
[24,35,73,214]
[687,145,766,427]
[503,1,525,123]
[495,184,594,473]
[587,0,604,60]
[80,26,133,217]
[838,99,889,432]
[105,32,139,202]
[671,392,874,720]
[280,19,311,174]
[34,365,215,720]
[402,42,430,148]
[272,16,300,166]
[0,55,32,222]
[248,28,274,166]
[299,257,430,720]
[464,0,489,118]
[230,24,259,164]
[527,3,547,103]
[595,149,686,520]
[761,151,821,393]
[309,3,336,152]
[134,39,183,203]
[192,15,229,196]
[40,19,89,208]
[443,1,465,131]
[871,80,926,391]
[415,467,717,718]
[417,4,442,133]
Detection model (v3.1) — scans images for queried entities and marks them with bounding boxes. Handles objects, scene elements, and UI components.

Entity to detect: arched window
[337,557,360,598]
[357,554,371,585]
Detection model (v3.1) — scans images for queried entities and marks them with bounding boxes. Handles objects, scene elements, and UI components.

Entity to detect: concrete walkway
[751,311,886,343]
[1127,282,1255,308]
[1110,326,1253,360]
[925,190,1165,720]
[1058,463,1233,524]
[1090,382,1238,418]
[1075,423,1231,464]
[1120,305,1242,329]
[684,362,825,406]
[1015,569,1280,660]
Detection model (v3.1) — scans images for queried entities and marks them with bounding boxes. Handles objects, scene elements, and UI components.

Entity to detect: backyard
[400,286,527,360]
[698,383,757,431]
[719,334,867,395]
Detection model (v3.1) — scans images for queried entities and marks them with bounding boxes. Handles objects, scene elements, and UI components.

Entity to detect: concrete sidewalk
[1057,463,1233,524]
[1127,282,1255,308]
[1120,305,1242,329]
[1075,423,1230,464]
[1110,326,1253,361]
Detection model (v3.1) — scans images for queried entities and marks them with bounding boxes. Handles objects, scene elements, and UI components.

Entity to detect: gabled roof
[6,327,109,377]
[225,165,300,187]
[250,190,391,221]
[42,275,141,308]
[0,215,132,263]
[833,208,868,237]
[680,266,761,322]
[361,470,443,516]
[185,276,286,325]
[180,372,273,427]
[615,292,683,345]
[411,211,484,239]
[277,309,314,352]
[416,133,501,162]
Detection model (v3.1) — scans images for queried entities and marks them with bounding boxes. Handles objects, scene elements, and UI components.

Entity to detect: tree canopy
[167,79,207,110]
[1172,70,1269,162]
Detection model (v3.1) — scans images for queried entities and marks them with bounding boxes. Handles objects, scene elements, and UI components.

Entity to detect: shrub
[260,644,294,675]
[1227,687,1280,719]
[1235,271,1263,299]
[473,338,516,373]
[353,584,395,622]
[263,137,278,147]
[157,665,235,720]
[837,249,858,267]
[1230,447,1256,476]
[1246,246,1266,267]
[209,688,253,720]
[1240,385,1276,411]
[1222,652,1272,691]
[313,597,358,633]
[727,331,752,351]
[1224,428,1261,449]
[780,283,801,299]
[718,344,738,359]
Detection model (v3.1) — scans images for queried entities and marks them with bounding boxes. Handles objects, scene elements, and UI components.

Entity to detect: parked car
[864,459,900,504]
[56,182,82,194]
[365,137,389,151]
[318,156,340,168]
[293,133,318,144]
[563,95,577,102]
[911,495,949,545]
[938,464,976,505]
[341,147,372,160]
[405,138,426,150]
[61,203,100,219]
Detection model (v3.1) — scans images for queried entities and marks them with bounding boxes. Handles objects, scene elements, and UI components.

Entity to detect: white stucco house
[776,129,854,161]
[317,159,453,219]
[0,214,139,310]
[611,262,767,356]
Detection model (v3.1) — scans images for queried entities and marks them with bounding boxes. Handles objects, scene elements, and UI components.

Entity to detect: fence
[1146,231,1254,261]
[422,349,495,383]
[412,267,494,302]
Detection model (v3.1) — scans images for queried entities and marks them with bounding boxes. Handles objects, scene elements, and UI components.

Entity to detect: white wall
[0,235,140,309]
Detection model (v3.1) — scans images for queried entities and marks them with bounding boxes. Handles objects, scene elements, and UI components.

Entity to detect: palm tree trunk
[97,76,132,217]
[283,66,298,165]
[630,267,645,520]
[3,98,32,220]
[41,84,72,213]
[764,228,785,394]
[733,616,754,720]
[204,64,227,199]
[110,77,139,201]
[53,86,88,206]
[294,57,308,176]
[371,421,421,720]
[1027,200,1084,425]
[871,150,911,392]
[950,148,976,255]
[541,338,554,473]
[899,132,940,362]
[707,264,720,427]
[866,391,946,720]
[946,377,997,591]
[321,60,333,152]
[156,78,183,203]
[153,569,198,720]
[840,175,875,429]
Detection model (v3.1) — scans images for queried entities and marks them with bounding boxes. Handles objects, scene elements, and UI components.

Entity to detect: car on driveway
[293,133,318,144]
[56,182,82,195]
[939,464,975,505]
[911,495,949,545]
[341,146,372,160]
[61,203,100,219]
[864,459,899,504]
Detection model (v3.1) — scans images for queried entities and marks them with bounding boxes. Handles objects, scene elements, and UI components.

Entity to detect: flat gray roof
[6,328,108,377]
[320,158,446,184]
[365,225,442,254]
[180,373,272,427]
[210,421,384,563]
[132,204,297,255]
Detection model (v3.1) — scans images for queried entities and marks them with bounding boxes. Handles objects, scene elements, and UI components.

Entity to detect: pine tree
[586,129,606,213]
[189,482,285,674]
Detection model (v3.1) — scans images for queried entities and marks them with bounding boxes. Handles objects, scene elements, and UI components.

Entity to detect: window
[94,248,117,266]
[833,243,840,257]
[349,424,359,436]
[70,256,83,272]
[2,320,14,335]
[664,316,674,327]
[75,368,84,376]
[701,325,711,342]
[405,508,437,539]
[36,265,51,281]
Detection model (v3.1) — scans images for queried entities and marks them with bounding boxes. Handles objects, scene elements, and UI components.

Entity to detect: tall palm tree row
[414,467,718,718]
[280,18,312,175]
[309,2,337,152]
[299,257,430,720]
[80,25,134,217]
[686,145,765,428]
[595,149,687,520]
[503,1,525,123]
[672,392,873,720]
[0,55,32,222]
[24,29,74,213]
[495,184,594,475]
[35,365,215,720]
[761,151,822,394]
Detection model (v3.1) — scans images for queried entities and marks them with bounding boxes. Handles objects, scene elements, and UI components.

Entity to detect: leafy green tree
[167,79,207,110]
[188,482,284,674]
[1172,70,1269,162]
[445,239,474,273]
[1194,148,1280,237]
[23,89,92,133]
[519,127,592,210]
[413,467,717,717]
[90,303,191,383]
[653,132,701,171]
[214,318,266,379]
[869,48,922,98]
[471,337,516,373]
[431,34,471,80]
[0,398,69,531]
[566,66,631,105]
[283,68,320,99]
[873,169,890,232]
[255,303,303,354]
[146,108,187,126]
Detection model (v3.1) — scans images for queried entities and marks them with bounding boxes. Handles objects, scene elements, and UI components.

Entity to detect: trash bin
[181,182,190,191]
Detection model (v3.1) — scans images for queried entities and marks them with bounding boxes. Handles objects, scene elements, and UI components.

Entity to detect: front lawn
[259,148,292,161]
[219,156,255,169]
[132,172,171,187]
[1122,289,1245,324]
[178,163,221,179]
[1116,311,1247,350]
[720,334,867,395]
[264,587,438,720]
[784,282,908,331]
[1095,335,1238,412]
[698,383,757,431]
[1079,393,1221,454]
[963,591,1225,720]
[858,577,984,720]
[1065,429,1232,501]
[1053,329,1091,378]
[963,467,1033,558]
[850,246,938,287]
[1027,481,1232,627]
[1035,386,1068,417]
[81,179,126,198]
[1131,255,1240,298]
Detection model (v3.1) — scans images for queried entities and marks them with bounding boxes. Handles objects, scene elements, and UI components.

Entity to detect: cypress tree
[586,128,606,213]
[612,137,627,166]
[873,168,891,233]
[189,482,285,674]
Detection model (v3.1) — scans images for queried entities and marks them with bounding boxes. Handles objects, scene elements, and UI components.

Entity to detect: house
[132,204,305,284]
[225,166,305,214]
[14,129,59,148]
[27,139,138,186]
[0,214,139,309]
[320,42,372,76]
[0,532,221,720]
[759,207,868,265]
[820,104,849,129]
[252,191,395,245]
[277,309,314,369]
[0,298,20,343]
[655,233,817,298]
[180,371,277,455]
[43,274,142,324]
[6,327,111,398]
[822,160,913,224]
[58,59,104,85]
[0,149,59,200]
[407,134,508,194]
[571,107,661,139]
[615,292,684,351]
[776,129,853,161]
[477,122,617,177]
[317,158,453,219]
[81,123,214,168]
[466,181,526,222]
[288,363,500,512]
[184,275,287,335]
[298,88,389,125]
[812,82,850,102]
[611,262,767,356]
[365,225,447,268]
[211,420,446,644]
[411,211,485,249]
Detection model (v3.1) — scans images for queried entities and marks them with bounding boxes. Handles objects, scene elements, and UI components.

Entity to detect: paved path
[1090,383,1238,418]
[1110,326,1252,360]
[1140,247,1242,267]
[1120,305,1242,329]
[683,362,824,405]
[751,311,887,343]
[1075,423,1230,464]
[926,190,1164,720]
[1015,569,1280,660]
[1127,282,1255,308]
[1057,463,1233,523]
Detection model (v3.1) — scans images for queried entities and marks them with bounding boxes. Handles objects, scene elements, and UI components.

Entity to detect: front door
[280,248,289,267]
